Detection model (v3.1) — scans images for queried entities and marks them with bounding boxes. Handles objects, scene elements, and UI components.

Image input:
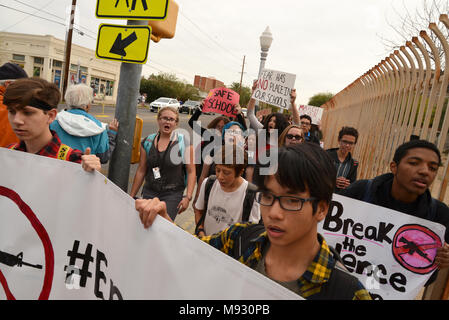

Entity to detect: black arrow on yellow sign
[110,31,138,57]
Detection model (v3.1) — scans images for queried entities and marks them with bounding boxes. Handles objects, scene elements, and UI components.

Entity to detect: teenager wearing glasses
[136,143,371,300]
[130,106,196,220]
[326,126,359,193]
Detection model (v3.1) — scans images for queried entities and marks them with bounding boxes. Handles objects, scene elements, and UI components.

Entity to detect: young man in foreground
[3,78,100,172]
[136,143,371,300]
[340,139,449,285]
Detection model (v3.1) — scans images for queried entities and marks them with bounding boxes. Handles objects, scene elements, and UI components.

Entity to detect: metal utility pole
[108,19,146,192]
[62,0,77,99]
[238,55,246,96]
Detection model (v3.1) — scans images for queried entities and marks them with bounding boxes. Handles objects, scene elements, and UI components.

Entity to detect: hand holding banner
[203,87,240,118]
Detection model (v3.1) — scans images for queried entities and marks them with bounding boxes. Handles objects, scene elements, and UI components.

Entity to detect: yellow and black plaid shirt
[201,223,372,300]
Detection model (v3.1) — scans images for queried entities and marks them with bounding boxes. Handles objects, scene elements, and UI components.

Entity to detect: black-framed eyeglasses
[256,191,316,211]
[340,140,355,146]
[300,121,311,126]
[286,134,304,141]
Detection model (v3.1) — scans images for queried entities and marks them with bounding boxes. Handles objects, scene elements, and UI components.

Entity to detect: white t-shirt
[195,177,261,235]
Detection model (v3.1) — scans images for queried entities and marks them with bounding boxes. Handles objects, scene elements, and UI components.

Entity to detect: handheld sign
[252,69,296,109]
[318,194,446,300]
[298,104,323,125]
[203,87,240,118]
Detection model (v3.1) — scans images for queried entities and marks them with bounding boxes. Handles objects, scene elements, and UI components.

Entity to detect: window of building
[53,60,63,67]
[12,54,25,61]
[34,57,44,64]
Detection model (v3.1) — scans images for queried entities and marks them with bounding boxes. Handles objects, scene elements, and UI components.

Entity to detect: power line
[0,3,65,28]
[179,11,243,64]
[11,0,63,21]
[0,3,96,40]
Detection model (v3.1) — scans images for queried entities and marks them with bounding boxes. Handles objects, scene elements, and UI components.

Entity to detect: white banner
[252,69,296,109]
[318,194,446,300]
[298,104,323,125]
[0,148,300,300]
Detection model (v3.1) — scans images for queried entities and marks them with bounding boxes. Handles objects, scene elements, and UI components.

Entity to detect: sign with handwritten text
[252,69,296,109]
[298,104,323,125]
[318,194,446,300]
[203,87,240,118]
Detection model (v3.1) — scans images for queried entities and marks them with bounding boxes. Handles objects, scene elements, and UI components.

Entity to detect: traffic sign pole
[107,19,146,192]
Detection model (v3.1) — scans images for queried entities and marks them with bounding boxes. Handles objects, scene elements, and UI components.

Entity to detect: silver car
[149,97,181,112]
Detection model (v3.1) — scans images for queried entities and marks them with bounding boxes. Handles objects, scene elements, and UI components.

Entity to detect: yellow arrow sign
[96,0,169,20]
[96,24,151,64]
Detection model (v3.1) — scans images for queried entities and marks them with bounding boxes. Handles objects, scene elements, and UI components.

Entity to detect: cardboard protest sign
[298,104,323,124]
[318,194,446,300]
[252,69,296,109]
[203,87,240,117]
[0,148,300,300]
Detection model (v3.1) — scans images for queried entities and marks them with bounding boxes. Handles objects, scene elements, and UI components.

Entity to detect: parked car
[149,97,181,112]
[179,100,201,114]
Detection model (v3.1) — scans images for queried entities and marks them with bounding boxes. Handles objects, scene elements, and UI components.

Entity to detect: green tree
[229,82,252,107]
[308,92,334,107]
[140,73,200,104]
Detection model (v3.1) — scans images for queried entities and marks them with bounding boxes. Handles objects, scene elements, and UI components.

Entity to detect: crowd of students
[2,62,449,300]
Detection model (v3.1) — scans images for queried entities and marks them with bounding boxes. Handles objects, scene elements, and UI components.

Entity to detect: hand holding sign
[203,87,240,118]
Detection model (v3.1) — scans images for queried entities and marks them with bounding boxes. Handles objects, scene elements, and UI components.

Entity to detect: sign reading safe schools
[96,0,169,20]
[96,24,151,64]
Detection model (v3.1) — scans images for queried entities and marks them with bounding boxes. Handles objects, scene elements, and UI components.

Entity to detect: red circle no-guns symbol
[0,186,54,300]
[392,224,442,275]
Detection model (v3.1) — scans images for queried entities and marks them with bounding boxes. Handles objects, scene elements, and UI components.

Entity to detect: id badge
[152,167,161,179]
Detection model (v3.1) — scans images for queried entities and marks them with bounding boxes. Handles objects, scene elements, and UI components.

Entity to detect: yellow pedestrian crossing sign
[96,0,169,20]
[96,24,151,64]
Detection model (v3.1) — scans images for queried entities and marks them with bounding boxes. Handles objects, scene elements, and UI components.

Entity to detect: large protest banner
[203,87,240,117]
[0,148,300,300]
[298,104,323,125]
[318,194,446,300]
[252,69,296,109]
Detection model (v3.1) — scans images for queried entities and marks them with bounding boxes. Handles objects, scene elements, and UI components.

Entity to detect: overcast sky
[0,0,441,104]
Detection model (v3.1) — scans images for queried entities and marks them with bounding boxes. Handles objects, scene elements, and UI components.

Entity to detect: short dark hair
[254,143,336,213]
[338,126,359,143]
[213,144,247,177]
[393,140,441,166]
[300,114,312,124]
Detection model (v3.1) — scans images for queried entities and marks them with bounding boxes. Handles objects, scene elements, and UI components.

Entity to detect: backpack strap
[428,198,437,221]
[195,175,217,235]
[362,179,374,203]
[311,245,360,300]
[231,223,266,264]
[241,182,258,222]
[143,133,157,156]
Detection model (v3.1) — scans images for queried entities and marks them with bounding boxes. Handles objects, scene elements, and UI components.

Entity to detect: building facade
[194,75,224,95]
[0,31,121,104]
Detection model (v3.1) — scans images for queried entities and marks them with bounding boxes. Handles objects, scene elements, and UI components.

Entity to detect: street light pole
[255,26,273,113]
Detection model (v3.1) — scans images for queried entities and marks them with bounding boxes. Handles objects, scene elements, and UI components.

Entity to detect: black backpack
[231,224,361,300]
[195,175,258,235]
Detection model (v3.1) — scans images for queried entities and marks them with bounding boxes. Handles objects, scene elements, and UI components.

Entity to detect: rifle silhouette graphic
[399,237,432,263]
[0,250,43,269]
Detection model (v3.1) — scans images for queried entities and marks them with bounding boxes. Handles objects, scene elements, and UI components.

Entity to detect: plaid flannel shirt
[8,131,82,164]
[201,223,372,300]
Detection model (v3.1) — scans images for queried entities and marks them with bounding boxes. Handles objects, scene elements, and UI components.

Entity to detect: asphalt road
[87,104,219,234]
